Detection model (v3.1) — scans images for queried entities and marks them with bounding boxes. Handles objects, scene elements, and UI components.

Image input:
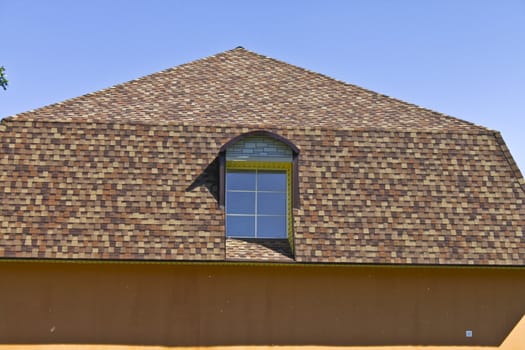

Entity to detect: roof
[1,47,524,265]
[11,48,483,132]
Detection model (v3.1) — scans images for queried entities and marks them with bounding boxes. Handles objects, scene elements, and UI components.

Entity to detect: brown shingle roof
[1,48,524,265]
[11,48,484,132]
[226,238,294,262]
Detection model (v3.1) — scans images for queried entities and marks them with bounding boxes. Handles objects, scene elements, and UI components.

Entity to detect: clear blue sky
[1,0,524,171]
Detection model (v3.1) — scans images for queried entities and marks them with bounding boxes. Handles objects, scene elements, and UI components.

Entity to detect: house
[0,47,524,349]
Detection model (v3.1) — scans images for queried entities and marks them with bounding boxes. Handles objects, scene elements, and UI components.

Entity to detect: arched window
[219,131,299,239]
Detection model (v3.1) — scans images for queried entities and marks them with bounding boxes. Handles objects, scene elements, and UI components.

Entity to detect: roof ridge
[493,131,525,194]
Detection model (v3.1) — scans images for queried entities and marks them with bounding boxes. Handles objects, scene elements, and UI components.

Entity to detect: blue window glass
[226,169,288,239]
[257,171,286,191]
[258,192,286,215]
[227,192,255,214]
[257,216,287,238]
[226,170,256,191]
[226,216,255,238]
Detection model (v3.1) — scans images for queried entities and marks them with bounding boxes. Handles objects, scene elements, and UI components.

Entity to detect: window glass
[226,170,256,191]
[258,192,286,215]
[226,216,256,238]
[227,192,255,214]
[257,216,287,238]
[258,171,286,192]
[226,168,287,239]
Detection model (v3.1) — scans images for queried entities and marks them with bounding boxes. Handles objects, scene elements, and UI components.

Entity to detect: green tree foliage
[0,66,8,90]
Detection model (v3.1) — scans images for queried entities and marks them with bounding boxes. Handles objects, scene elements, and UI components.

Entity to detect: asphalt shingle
[1,48,524,265]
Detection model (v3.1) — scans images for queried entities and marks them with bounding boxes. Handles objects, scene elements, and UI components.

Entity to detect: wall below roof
[0,262,523,347]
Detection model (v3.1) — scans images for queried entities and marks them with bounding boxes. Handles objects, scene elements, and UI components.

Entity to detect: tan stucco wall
[0,262,524,347]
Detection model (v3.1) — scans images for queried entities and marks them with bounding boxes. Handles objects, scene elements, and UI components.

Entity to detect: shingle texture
[11,48,483,132]
[1,48,524,265]
[226,238,293,262]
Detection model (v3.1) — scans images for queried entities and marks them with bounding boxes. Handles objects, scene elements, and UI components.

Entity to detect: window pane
[258,192,286,215]
[257,216,287,238]
[226,192,255,214]
[226,215,256,238]
[227,170,256,191]
[258,171,286,192]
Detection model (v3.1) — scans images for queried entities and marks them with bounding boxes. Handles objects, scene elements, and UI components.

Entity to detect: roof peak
[7,48,488,133]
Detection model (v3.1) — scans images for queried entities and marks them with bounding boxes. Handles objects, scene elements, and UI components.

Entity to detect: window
[226,164,290,238]
[218,131,300,243]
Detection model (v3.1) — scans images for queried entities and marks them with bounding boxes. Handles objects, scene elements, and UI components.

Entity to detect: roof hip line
[492,131,525,194]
